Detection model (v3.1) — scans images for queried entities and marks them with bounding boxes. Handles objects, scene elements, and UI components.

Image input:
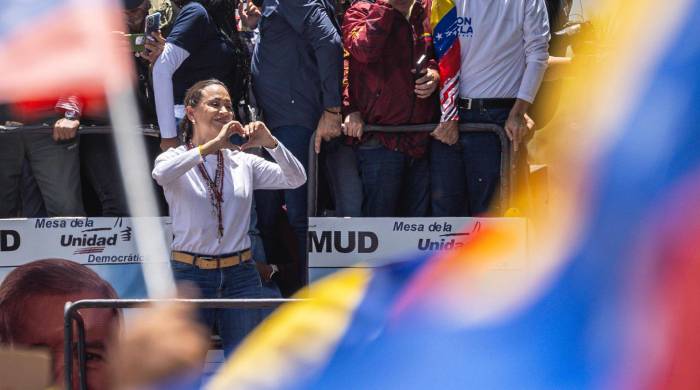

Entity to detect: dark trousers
[357,143,429,217]
[80,134,129,216]
[254,125,313,290]
[430,107,509,216]
[323,138,363,217]
[0,132,84,217]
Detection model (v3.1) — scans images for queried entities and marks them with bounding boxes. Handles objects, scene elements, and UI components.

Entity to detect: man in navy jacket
[247,0,343,288]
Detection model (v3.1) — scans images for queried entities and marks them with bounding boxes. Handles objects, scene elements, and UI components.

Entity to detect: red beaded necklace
[187,142,225,240]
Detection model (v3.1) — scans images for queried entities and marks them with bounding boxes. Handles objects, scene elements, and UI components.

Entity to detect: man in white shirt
[430,0,550,216]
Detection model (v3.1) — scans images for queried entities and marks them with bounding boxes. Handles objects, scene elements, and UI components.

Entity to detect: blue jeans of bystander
[357,143,429,217]
[430,107,509,216]
[323,138,363,217]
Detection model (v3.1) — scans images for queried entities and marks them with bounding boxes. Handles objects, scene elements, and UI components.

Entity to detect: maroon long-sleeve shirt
[342,0,439,158]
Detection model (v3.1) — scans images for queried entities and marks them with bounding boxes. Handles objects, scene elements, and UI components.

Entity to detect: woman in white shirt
[152,79,306,353]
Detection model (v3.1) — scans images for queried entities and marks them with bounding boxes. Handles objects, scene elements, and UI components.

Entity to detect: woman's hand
[200,121,245,155]
[241,121,278,150]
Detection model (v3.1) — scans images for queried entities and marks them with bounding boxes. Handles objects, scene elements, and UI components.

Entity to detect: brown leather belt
[171,249,252,270]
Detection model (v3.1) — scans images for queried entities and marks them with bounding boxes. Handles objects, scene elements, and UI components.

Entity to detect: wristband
[64,110,80,121]
[325,108,341,115]
[198,145,204,156]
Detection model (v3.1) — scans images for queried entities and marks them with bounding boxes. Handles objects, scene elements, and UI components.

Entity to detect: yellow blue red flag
[208,0,700,389]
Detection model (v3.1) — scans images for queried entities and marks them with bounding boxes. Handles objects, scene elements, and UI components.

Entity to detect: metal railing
[63,298,301,390]
[2,122,515,215]
[307,123,515,217]
[0,124,160,136]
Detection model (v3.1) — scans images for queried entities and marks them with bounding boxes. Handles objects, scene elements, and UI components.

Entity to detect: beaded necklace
[187,142,225,240]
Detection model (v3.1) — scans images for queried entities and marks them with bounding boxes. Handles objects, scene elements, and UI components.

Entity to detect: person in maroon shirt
[341,0,439,216]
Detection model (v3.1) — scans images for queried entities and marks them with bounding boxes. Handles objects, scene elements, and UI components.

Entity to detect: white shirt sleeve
[152,147,203,186]
[153,43,190,139]
[250,139,307,190]
[517,0,550,103]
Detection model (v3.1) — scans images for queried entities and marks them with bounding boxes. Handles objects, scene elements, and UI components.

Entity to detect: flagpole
[105,85,176,299]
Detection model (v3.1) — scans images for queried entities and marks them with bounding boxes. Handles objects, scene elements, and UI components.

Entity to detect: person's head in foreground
[0,259,119,390]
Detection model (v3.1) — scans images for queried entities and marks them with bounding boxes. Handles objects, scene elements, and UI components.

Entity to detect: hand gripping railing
[307,123,515,217]
[63,298,301,390]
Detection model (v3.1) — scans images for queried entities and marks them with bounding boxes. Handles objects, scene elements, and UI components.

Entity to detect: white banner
[0,217,172,298]
[308,217,528,268]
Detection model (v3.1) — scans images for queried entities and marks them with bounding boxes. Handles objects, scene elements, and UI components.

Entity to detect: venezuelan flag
[430,0,460,122]
[207,0,700,388]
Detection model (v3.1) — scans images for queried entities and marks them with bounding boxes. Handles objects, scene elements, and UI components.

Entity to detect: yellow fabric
[429,0,456,29]
[205,268,372,390]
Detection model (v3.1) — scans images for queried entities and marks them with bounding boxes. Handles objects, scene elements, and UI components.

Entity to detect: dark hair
[0,259,119,343]
[179,79,231,142]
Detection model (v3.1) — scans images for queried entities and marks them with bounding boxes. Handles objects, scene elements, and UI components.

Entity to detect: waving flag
[429,0,460,122]
[0,0,132,104]
[207,0,700,389]
[0,0,175,299]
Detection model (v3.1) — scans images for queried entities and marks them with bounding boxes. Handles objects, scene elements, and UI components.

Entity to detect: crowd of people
[0,0,581,388]
[2,0,577,376]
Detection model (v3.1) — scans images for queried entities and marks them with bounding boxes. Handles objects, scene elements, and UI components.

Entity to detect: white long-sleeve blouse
[152,141,306,256]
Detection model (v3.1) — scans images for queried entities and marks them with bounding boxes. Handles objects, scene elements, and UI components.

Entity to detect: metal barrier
[63,298,301,390]
[307,123,515,217]
[3,122,515,214]
[0,124,160,137]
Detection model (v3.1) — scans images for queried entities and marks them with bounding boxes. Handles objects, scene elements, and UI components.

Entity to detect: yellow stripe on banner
[205,268,373,390]
[430,0,456,29]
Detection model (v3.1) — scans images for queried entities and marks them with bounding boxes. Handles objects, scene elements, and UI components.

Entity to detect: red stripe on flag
[438,44,461,88]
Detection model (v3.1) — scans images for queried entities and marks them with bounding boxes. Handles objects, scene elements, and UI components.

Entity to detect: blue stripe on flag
[433,7,458,59]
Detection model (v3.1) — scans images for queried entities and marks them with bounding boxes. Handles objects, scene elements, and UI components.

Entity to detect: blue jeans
[430,108,509,216]
[323,138,363,217]
[254,125,312,288]
[357,143,429,217]
[171,259,265,355]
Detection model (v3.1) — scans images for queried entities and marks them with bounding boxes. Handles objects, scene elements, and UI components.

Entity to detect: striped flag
[429,0,460,122]
[0,0,132,105]
[0,0,176,299]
